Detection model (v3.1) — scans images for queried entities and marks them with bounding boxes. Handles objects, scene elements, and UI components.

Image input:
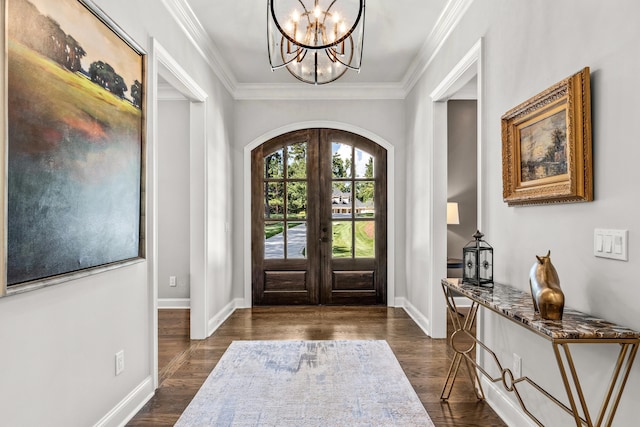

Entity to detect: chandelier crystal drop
[267,0,365,85]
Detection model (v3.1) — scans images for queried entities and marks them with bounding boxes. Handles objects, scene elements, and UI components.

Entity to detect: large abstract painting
[5,0,145,290]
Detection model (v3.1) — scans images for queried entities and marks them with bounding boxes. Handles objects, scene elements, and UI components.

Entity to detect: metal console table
[441,278,640,427]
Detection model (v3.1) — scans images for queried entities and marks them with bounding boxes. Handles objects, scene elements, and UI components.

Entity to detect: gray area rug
[175,340,434,426]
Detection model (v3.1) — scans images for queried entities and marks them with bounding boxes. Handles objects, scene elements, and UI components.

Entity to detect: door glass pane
[287,222,307,259]
[265,148,284,179]
[264,222,285,259]
[287,182,307,219]
[287,142,307,178]
[355,221,375,258]
[332,221,352,258]
[355,181,375,218]
[332,142,352,178]
[332,182,352,219]
[355,148,374,179]
[264,183,284,219]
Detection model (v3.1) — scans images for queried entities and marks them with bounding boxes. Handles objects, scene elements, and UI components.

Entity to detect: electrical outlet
[115,350,125,376]
[169,276,177,287]
[512,353,522,378]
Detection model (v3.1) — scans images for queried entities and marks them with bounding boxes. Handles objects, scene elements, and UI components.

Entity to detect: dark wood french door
[251,129,387,305]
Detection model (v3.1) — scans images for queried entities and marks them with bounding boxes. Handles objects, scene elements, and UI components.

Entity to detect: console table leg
[553,341,639,427]
[441,285,484,400]
[597,342,638,427]
[553,343,592,426]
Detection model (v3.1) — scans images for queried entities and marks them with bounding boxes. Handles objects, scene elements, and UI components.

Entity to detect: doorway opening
[251,129,387,305]
[447,93,478,280]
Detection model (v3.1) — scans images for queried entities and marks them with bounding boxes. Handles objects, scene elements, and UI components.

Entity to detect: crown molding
[162,0,473,100]
[160,0,237,95]
[234,82,406,101]
[402,0,475,94]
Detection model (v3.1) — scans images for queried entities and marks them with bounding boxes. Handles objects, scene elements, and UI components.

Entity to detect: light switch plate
[594,229,628,261]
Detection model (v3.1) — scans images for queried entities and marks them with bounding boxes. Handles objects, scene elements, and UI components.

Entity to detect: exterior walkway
[265,223,307,259]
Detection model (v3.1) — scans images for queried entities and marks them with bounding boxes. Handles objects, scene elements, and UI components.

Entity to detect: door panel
[252,129,319,305]
[319,129,387,305]
[252,129,386,305]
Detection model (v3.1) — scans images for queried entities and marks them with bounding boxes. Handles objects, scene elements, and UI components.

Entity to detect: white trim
[482,377,537,427]
[403,0,475,94]
[399,297,432,338]
[159,0,236,95]
[430,39,483,101]
[93,376,154,427]
[150,39,209,396]
[243,121,396,307]
[188,101,208,340]
[158,298,190,309]
[153,42,208,102]
[427,38,483,339]
[234,83,406,101]
[207,298,244,336]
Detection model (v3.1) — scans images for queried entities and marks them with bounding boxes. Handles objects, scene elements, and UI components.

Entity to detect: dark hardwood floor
[128,307,506,427]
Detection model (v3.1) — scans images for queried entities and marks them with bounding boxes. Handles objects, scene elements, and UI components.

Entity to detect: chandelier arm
[270,0,364,50]
[325,36,355,68]
[277,40,308,69]
[271,54,307,71]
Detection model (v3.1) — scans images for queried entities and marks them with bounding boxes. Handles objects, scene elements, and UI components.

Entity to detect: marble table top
[442,278,640,341]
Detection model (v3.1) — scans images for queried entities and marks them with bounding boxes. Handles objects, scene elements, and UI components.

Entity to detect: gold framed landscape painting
[501,67,592,206]
[3,0,145,295]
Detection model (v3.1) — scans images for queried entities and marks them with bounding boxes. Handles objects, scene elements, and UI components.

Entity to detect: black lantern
[462,230,493,287]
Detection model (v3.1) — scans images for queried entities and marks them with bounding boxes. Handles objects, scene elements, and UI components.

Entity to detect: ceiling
[162,0,473,98]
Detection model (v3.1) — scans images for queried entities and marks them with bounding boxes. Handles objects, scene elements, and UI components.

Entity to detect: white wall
[158,100,191,300]
[233,99,407,303]
[0,0,235,425]
[405,1,640,425]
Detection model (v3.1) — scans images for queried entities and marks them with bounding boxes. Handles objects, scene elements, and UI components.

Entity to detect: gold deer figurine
[529,251,564,321]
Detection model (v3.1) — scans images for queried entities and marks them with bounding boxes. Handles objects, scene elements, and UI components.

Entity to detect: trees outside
[264,150,283,218]
[264,143,308,220]
[356,157,374,205]
[286,143,307,218]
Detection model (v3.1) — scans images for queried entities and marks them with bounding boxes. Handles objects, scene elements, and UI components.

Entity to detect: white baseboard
[207,298,244,337]
[453,296,470,308]
[393,296,405,308]
[398,297,432,338]
[158,298,190,309]
[481,376,536,427]
[93,376,154,427]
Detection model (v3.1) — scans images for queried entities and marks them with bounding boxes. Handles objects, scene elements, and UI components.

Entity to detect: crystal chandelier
[267,0,365,85]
